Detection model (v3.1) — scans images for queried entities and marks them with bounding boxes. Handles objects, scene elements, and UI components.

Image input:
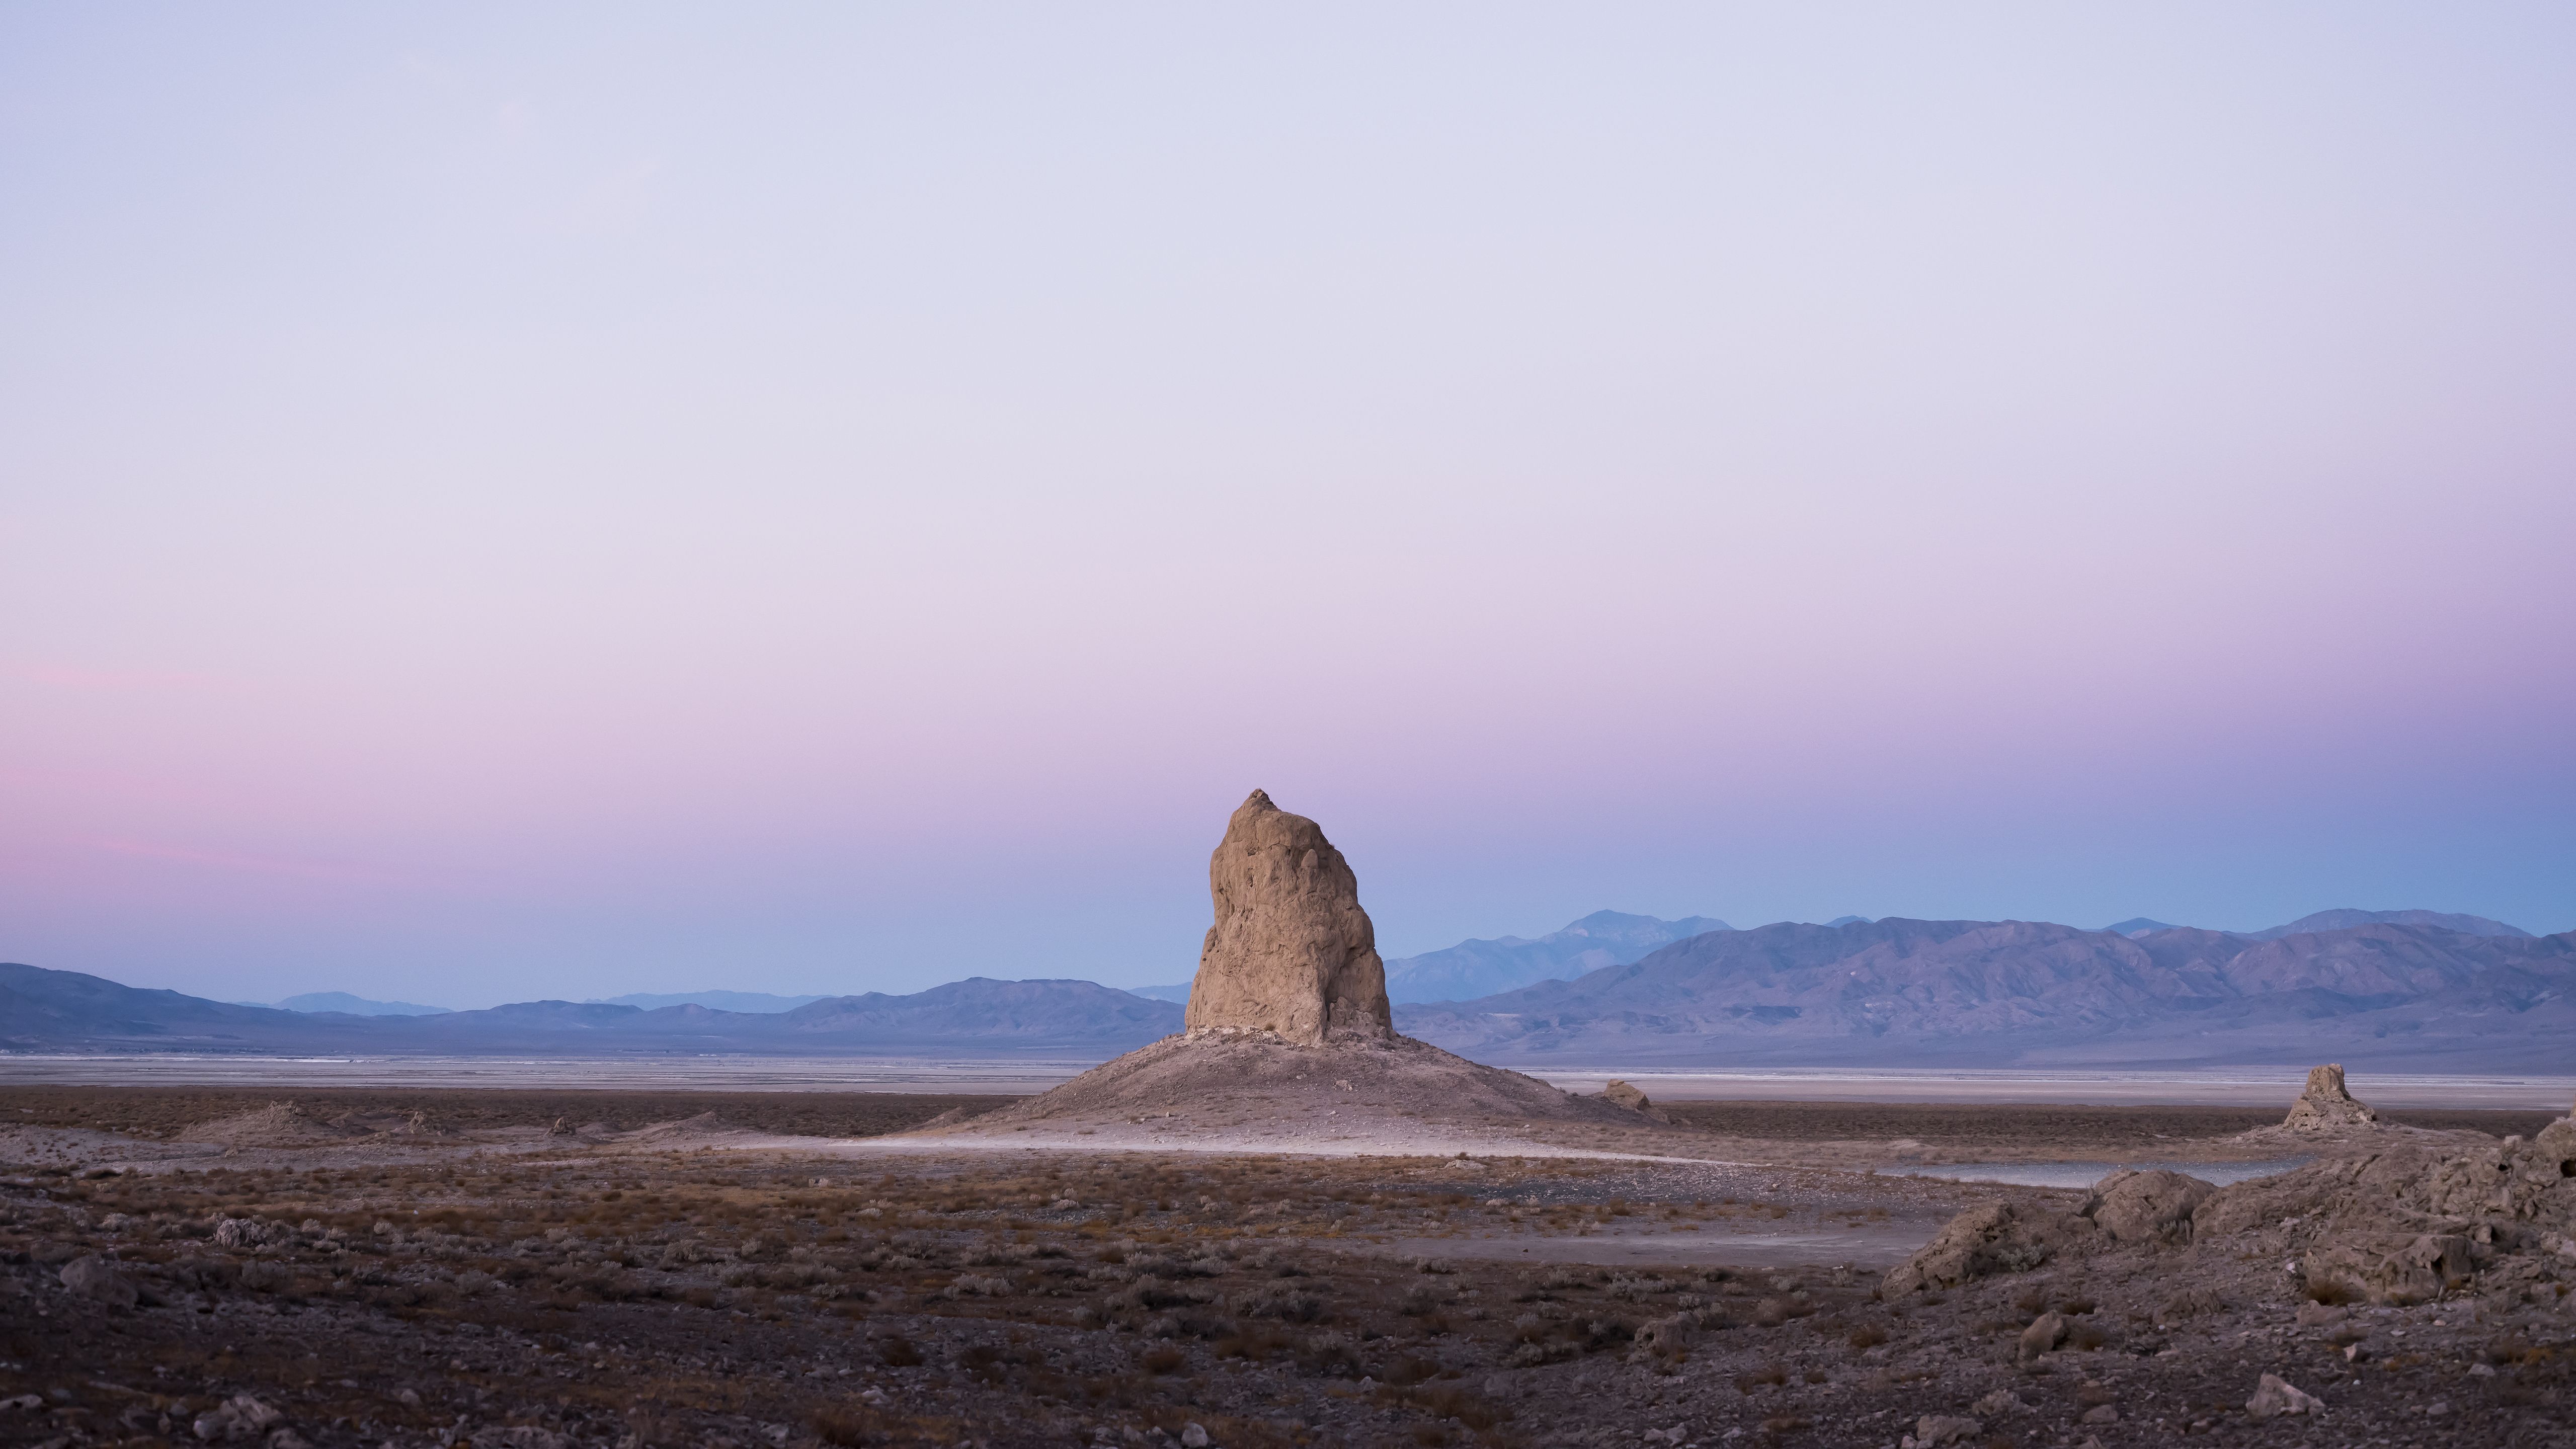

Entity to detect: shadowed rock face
[1183,790,1393,1045]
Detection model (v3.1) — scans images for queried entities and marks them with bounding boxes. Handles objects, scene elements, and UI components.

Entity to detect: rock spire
[2282,1063,2377,1130]
[1183,790,1394,1045]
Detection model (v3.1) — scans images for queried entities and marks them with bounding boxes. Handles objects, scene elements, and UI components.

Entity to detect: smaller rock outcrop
[58,1255,137,1307]
[2083,1168,2217,1246]
[1598,1079,1672,1122]
[1882,1201,2094,1296]
[2281,1064,2376,1130]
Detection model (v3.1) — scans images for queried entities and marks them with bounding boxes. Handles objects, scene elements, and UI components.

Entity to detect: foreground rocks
[5,1094,2571,1447]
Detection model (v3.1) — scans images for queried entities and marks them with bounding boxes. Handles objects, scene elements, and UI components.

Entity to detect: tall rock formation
[1184,790,1394,1045]
[2282,1063,2377,1130]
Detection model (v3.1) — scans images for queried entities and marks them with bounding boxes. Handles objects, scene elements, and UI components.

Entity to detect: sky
[3,5,2571,1010]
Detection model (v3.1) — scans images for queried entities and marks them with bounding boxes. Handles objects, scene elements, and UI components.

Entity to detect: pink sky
[2,6,2570,1006]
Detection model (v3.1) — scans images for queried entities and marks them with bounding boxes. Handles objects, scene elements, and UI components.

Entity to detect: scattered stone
[2080,1404,2117,1424]
[192,1395,283,1443]
[1182,790,1392,1044]
[57,1255,137,1307]
[1971,1390,2019,1416]
[2245,1374,2324,1420]
[1178,1421,1210,1447]
[1911,1414,1981,1445]
[2282,1064,2376,1130]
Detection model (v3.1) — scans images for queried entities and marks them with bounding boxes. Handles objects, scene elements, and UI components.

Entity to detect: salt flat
[8,1052,2570,1108]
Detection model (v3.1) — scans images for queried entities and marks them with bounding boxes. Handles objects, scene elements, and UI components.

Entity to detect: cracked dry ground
[2,1101,2570,1449]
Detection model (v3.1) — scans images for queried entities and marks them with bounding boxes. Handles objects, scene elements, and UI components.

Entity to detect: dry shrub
[1735,1363,1789,1394]
[810,1409,873,1448]
[2301,1277,2358,1306]
[1138,1346,1186,1375]
[875,1335,923,1368]
[1847,1325,1887,1350]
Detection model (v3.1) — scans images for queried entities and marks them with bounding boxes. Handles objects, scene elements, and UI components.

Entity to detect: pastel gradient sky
[4,5,2570,1009]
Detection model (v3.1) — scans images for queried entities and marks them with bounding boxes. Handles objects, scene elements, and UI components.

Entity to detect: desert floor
[1,1087,2566,1449]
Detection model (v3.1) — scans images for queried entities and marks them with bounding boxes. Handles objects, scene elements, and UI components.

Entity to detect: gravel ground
[0,1093,2567,1449]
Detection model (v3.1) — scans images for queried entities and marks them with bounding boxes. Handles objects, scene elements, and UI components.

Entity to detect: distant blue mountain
[586,990,827,1013]
[1382,910,1733,1003]
[1822,916,1874,928]
[2105,917,2179,937]
[262,992,451,1017]
[1124,983,1193,1004]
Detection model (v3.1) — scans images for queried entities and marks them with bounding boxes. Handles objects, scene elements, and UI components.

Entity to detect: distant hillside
[1394,918,2576,1071]
[587,991,826,1013]
[269,992,451,1016]
[2250,908,2531,941]
[1382,910,1732,1002]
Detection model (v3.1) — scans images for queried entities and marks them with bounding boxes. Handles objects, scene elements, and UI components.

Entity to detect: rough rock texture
[2245,1374,2324,1420]
[2282,1063,2377,1130]
[2084,1168,2217,1245]
[1184,791,1392,1045]
[1881,1201,2094,1295]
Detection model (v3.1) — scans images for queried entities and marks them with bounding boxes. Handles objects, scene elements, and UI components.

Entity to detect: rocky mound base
[920,1028,1677,1151]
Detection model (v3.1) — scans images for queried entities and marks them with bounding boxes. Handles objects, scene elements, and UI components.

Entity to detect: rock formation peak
[1183,790,1394,1045]
[2282,1063,2377,1130]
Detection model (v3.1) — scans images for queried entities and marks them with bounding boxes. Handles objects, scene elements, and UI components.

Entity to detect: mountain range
[2,965,1180,1058]
[1393,916,2573,1071]
[4,906,2562,1069]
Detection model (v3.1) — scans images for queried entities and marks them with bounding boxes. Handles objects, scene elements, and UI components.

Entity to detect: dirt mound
[175,1102,364,1149]
[925,1029,1670,1147]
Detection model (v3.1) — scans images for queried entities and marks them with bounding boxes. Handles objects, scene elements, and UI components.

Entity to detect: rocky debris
[1971,1390,2019,1416]
[1882,1200,2092,1295]
[2084,1167,2216,1245]
[191,1394,284,1442]
[2245,1374,2324,1420]
[57,1253,137,1307]
[2283,1064,2377,1130]
[1183,790,1393,1045]
[1179,1424,1210,1448]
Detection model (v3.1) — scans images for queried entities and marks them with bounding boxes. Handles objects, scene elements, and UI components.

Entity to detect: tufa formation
[1184,790,1393,1045]
[2281,1063,2377,1130]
